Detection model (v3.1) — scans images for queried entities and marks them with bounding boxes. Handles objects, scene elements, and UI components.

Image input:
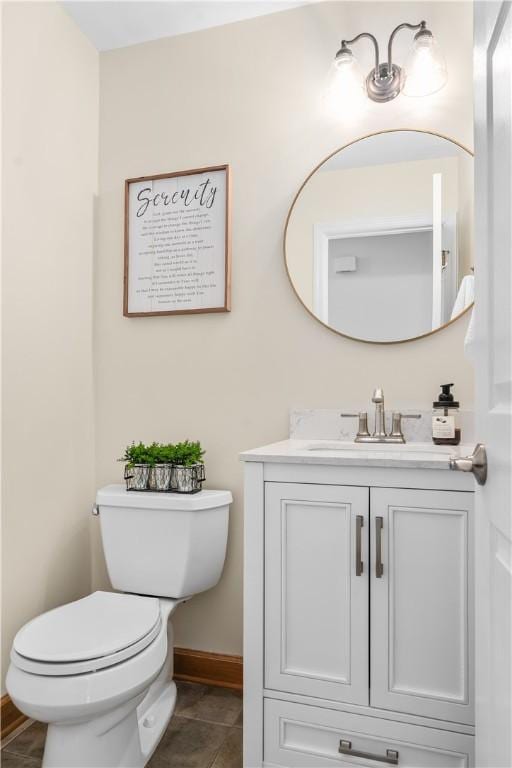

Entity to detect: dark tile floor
[1,683,242,768]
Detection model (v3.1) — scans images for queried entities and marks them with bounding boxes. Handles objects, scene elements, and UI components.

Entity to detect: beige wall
[94,1,474,656]
[1,2,98,692]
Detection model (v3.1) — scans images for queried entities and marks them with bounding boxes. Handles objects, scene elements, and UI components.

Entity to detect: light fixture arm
[387,21,425,72]
[341,32,380,74]
[332,18,446,103]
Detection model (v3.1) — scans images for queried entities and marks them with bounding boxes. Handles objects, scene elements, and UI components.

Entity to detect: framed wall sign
[124,164,231,317]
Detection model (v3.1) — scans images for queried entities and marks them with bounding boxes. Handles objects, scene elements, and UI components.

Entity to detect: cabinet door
[371,488,474,724]
[265,483,369,705]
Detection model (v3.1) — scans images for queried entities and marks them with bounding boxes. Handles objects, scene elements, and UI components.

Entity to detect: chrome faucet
[372,388,387,439]
[341,388,421,444]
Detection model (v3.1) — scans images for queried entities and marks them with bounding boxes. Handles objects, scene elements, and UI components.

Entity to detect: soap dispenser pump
[432,383,461,445]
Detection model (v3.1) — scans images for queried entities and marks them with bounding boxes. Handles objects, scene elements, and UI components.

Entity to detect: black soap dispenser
[432,383,461,445]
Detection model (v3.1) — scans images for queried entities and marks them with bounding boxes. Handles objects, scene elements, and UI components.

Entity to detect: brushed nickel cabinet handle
[355,515,364,576]
[376,516,384,578]
[339,740,399,765]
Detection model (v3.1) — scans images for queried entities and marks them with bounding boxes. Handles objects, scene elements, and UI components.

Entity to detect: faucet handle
[372,387,384,403]
[341,412,370,440]
[390,412,422,442]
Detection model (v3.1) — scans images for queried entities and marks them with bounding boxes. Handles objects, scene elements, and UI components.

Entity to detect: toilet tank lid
[96,485,232,511]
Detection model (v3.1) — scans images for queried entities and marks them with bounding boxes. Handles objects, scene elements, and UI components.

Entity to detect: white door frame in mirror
[312,213,458,330]
[431,175,459,329]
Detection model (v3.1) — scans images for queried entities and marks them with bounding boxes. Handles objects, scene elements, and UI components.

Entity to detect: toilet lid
[13,591,161,665]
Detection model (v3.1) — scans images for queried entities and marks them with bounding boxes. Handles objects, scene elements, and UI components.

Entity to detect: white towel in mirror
[451,274,475,319]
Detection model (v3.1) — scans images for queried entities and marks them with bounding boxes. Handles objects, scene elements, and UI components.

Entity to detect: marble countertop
[240,439,473,470]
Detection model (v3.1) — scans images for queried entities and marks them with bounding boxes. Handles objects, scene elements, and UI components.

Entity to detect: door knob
[449,443,487,485]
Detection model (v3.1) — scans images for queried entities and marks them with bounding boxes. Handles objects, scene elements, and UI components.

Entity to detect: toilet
[6,484,232,768]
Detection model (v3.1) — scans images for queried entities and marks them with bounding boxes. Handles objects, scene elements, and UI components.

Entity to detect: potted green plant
[148,443,173,491]
[170,440,206,493]
[121,442,154,490]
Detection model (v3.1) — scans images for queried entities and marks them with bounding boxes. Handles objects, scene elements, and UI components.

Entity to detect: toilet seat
[11,591,161,676]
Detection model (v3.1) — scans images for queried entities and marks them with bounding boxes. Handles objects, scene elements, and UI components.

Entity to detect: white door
[473,2,512,765]
[441,215,458,324]
[432,177,459,327]
[264,483,369,705]
[370,488,474,725]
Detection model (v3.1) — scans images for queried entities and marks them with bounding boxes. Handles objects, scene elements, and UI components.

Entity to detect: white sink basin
[305,441,455,456]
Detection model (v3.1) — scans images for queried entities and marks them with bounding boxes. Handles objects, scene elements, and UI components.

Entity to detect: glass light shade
[327,49,365,102]
[403,33,447,96]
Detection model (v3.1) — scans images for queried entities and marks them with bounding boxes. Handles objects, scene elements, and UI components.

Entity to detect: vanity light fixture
[333,21,447,103]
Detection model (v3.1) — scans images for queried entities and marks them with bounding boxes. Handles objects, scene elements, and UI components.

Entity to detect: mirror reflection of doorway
[327,229,433,341]
[313,173,460,341]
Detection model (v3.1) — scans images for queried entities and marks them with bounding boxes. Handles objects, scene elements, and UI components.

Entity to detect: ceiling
[62,1,307,51]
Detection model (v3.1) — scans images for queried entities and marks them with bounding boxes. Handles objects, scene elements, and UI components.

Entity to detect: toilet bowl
[7,486,231,768]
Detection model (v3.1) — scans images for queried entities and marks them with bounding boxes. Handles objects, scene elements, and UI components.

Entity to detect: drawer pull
[375,516,384,578]
[339,739,399,765]
[355,515,364,576]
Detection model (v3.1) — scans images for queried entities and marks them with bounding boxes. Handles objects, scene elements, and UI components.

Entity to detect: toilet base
[42,679,177,768]
[41,606,178,768]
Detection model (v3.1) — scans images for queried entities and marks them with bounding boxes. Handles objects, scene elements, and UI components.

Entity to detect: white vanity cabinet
[265,483,369,706]
[242,442,475,768]
[370,488,473,724]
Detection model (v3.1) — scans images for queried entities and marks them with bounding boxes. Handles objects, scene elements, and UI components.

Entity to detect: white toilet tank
[96,485,231,598]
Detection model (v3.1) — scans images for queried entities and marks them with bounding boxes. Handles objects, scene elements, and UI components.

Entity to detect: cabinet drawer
[264,698,474,767]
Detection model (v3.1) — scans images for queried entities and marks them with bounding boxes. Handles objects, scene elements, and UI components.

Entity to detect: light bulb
[325,46,365,116]
[403,30,447,97]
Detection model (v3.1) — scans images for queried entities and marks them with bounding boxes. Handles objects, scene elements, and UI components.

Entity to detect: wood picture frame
[124,164,231,317]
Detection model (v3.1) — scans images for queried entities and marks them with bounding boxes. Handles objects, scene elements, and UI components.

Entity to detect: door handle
[339,740,399,765]
[355,515,363,576]
[449,443,487,485]
[375,516,384,578]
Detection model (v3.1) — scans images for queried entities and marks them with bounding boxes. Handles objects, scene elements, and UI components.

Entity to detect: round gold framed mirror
[284,130,474,344]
